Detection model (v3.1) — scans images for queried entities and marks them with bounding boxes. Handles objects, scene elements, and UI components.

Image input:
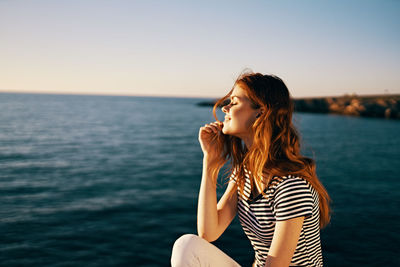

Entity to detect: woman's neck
[241,135,254,150]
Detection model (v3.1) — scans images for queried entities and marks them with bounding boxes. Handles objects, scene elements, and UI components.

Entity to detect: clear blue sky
[1,0,399,98]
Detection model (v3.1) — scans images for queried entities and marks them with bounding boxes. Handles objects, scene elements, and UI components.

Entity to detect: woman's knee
[172,234,199,252]
[171,234,202,266]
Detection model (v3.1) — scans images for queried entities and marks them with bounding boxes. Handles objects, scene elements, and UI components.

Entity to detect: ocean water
[0,93,399,267]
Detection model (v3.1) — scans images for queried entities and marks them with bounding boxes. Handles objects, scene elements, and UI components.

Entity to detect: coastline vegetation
[197,94,400,119]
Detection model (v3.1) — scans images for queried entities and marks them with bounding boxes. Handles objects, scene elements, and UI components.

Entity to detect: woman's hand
[198,121,225,166]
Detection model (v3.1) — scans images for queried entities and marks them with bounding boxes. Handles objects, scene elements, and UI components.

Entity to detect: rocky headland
[197,94,400,119]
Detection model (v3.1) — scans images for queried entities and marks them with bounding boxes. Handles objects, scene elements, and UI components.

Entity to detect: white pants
[171,234,242,267]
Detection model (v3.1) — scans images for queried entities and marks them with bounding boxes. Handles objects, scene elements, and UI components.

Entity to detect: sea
[0,93,399,267]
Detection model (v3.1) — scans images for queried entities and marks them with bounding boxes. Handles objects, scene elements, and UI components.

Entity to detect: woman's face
[222,84,260,140]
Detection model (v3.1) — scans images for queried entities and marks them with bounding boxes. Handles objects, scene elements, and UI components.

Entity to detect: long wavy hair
[211,71,331,229]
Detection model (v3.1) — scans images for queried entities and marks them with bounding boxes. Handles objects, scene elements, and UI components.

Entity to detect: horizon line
[0,90,214,99]
[1,89,399,100]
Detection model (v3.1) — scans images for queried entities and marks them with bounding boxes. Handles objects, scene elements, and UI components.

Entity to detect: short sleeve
[272,177,314,221]
[229,168,238,184]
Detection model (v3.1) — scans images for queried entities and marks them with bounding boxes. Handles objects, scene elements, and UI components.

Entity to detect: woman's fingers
[205,127,213,133]
[206,122,222,132]
[200,122,223,135]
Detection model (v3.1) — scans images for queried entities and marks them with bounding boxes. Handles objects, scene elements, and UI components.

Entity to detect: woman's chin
[222,127,232,135]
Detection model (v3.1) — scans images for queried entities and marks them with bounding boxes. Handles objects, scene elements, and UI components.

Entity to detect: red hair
[211,71,331,229]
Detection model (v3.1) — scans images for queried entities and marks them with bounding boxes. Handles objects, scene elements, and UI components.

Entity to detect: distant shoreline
[197,94,400,120]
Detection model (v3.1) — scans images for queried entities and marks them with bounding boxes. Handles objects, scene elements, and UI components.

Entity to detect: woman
[171,71,331,267]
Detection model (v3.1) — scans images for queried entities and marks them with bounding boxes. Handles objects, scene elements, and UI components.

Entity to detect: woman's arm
[264,216,305,267]
[197,156,238,242]
[197,121,237,242]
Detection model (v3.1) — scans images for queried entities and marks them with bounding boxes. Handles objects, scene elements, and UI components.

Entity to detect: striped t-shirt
[233,169,323,266]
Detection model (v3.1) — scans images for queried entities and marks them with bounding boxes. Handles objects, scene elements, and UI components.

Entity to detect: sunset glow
[1,0,399,98]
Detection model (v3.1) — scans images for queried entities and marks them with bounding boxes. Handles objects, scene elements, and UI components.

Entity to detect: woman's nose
[222,105,228,113]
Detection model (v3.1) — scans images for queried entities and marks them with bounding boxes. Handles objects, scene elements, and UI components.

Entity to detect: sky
[0,0,399,98]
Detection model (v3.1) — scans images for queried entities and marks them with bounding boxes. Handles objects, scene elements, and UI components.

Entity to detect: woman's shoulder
[267,175,312,195]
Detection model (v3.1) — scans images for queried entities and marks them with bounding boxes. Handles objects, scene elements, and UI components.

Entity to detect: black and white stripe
[233,169,323,267]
